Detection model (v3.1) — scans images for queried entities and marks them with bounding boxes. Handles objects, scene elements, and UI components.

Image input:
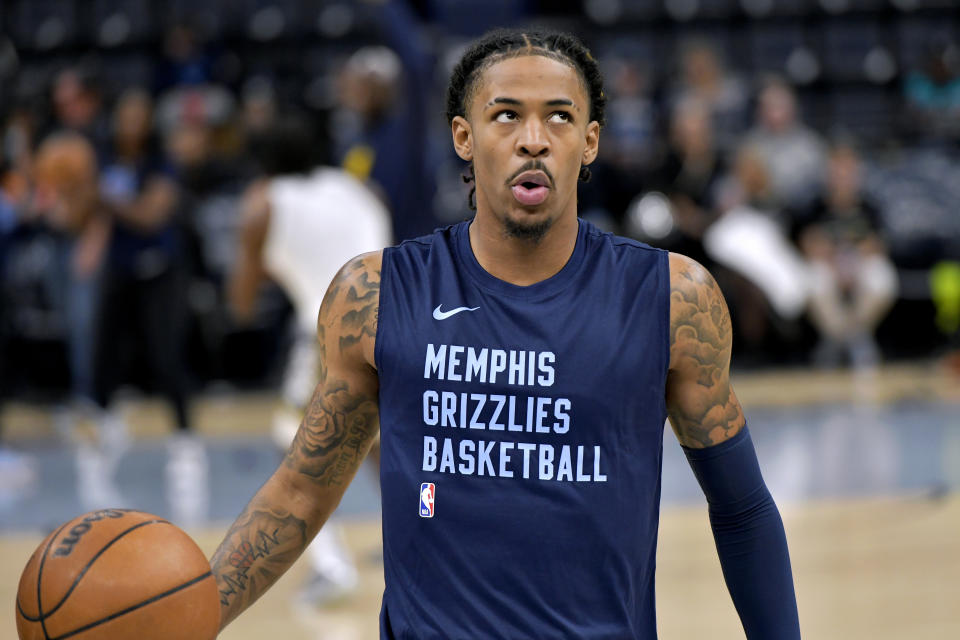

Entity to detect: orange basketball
[15,509,220,640]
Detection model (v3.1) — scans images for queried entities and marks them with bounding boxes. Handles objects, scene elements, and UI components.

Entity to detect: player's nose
[516,119,550,157]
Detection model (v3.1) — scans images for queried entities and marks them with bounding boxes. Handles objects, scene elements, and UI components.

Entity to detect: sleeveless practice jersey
[264,167,391,334]
[376,219,671,639]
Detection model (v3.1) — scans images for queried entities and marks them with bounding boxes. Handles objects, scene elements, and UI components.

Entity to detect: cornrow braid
[446,28,606,127]
[446,28,606,211]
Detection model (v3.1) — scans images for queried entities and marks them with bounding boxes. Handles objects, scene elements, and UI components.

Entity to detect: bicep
[281,253,382,495]
[665,253,745,448]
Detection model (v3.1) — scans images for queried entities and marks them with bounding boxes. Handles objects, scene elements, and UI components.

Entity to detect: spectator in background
[334,0,436,242]
[669,39,749,152]
[704,144,810,359]
[903,38,960,143]
[745,76,827,211]
[602,55,658,175]
[50,67,110,153]
[652,97,726,265]
[579,53,657,231]
[37,67,112,436]
[155,22,215,92]
[3,103,37,175]
[94,89,205,522]
[239,78,278,142]
[31,133,116,505]
[795,142,898,369]
[159,84,252,382]
[32,134,110,413]
[159,85,244,285]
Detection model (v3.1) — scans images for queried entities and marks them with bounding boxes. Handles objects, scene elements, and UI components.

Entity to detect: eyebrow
[486,97,578,109]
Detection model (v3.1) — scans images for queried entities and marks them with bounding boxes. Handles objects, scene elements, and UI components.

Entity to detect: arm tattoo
[339,270,379,351]
[283,380,379,484]
[667,256,745,448]
[210,504,307,621]
[286,254,380,484]
[210,253,382,630]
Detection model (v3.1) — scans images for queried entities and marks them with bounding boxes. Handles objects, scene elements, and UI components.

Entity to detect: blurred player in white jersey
[228,115,391,605]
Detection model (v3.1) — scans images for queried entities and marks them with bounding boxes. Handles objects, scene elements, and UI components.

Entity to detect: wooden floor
[4,496,958,639]
[200,494,960,640]
[3,362,959,638]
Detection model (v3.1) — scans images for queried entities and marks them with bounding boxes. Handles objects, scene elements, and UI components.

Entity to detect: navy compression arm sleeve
[682,426,801,639]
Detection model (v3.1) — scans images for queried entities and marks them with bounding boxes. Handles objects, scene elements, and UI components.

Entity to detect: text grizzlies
[421,343,606,482]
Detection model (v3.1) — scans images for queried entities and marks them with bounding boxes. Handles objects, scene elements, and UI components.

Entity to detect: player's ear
[451,116,473,162]
[582,120,600,166]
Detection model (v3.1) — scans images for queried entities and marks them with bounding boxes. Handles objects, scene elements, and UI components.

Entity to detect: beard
[502,214,554,243]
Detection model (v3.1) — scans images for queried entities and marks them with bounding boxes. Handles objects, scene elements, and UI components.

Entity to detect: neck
[468,208,579,286]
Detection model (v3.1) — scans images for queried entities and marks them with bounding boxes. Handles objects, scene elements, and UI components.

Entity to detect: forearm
[211,252,382,630]
[709,484,798,639]
[209,469,324,630]
[210,381,378,629]
[684,427,801,639]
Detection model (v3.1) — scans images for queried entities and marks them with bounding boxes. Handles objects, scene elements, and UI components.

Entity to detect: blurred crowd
[1,0,960,422]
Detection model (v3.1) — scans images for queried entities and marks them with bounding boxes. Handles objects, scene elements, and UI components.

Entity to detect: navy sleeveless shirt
[376,219,670,639]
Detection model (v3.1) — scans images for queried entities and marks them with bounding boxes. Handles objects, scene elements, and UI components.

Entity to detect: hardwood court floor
[208,495,960,640]
[2,361,959,638]
[3,496,957,639]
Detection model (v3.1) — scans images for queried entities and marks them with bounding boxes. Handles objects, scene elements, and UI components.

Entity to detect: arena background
[1,1,959,638]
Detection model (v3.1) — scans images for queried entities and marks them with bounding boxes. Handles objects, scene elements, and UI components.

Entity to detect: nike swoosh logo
[433,305,480,320]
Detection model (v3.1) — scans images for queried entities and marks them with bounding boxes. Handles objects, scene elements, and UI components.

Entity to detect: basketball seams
[18,519,172,623]
[34,521,72,640]
[18,510,218,640]
[46,571,214,640]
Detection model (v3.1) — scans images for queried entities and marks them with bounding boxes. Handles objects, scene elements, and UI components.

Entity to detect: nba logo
[419,483,435,518]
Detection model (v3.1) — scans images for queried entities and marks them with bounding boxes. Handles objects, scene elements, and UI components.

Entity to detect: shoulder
[319,251,384,367]
[669,252,720,293]
[668,252,727,315]
[667,253,732,366]
[325,250,384,312]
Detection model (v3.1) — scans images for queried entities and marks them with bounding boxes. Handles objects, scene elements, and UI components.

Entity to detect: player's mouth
[509,170,551,207]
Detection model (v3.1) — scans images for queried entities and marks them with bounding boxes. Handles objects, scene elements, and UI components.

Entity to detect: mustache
[505,161,555,189]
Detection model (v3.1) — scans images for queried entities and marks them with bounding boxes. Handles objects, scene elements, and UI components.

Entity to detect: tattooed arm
[210,251,383,630]
[665,253,744,447]
[665,253,800,639]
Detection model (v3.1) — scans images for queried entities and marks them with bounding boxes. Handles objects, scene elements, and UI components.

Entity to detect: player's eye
[494,110,519,123]
[548,111,572,124]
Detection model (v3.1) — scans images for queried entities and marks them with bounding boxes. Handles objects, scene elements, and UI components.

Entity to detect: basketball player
[228,117,391,605]
[210,30,801,638]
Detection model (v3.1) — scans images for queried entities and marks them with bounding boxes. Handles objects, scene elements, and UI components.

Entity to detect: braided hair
[445,29,606,211]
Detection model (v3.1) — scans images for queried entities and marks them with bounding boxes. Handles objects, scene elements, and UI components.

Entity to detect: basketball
[15,509,220,640]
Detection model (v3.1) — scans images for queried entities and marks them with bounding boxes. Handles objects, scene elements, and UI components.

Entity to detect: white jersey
[264,167,392,334]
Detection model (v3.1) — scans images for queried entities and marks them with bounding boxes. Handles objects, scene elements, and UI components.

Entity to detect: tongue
[511,184,549,206]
